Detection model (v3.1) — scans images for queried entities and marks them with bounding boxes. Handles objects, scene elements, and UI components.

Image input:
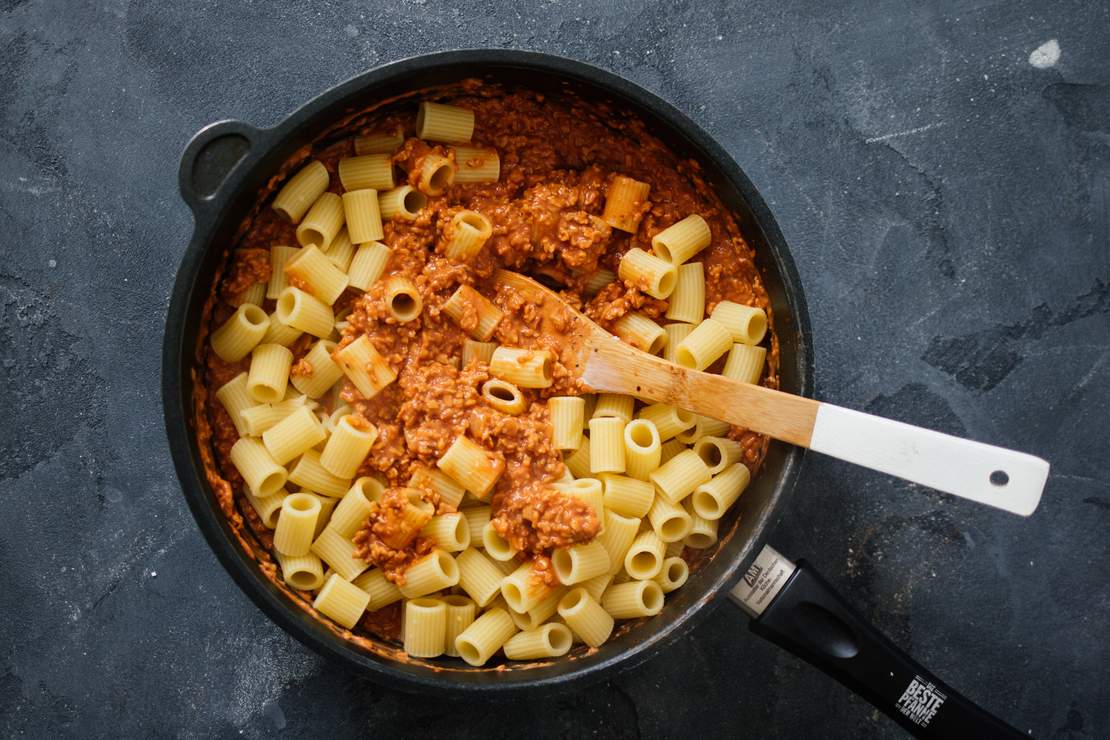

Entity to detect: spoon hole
[989,470,1009,487]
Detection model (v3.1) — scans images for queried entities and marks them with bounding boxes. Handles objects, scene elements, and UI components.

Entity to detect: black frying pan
[163,50,1022,737]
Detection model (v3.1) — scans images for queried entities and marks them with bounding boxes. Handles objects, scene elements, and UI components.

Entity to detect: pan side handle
[178,120,263,219]
[728,546,1025,739]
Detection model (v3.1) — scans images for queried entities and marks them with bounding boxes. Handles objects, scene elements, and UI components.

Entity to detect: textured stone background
[2,0,1108,737]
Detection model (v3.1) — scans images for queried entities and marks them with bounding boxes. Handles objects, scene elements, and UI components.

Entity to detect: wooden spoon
[493,269,1048,516]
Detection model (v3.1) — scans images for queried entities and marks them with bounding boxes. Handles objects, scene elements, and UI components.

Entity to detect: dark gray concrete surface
[2,0,1108,737]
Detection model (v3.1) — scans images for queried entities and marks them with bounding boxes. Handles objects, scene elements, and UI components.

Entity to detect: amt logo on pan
[896,675,947,727]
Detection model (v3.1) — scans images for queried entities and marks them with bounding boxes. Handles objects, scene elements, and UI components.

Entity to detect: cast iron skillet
[164,50,1022,736]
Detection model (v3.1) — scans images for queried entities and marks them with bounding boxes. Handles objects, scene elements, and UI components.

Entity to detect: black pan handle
[178,120,262,219]
[730,546,1023,738]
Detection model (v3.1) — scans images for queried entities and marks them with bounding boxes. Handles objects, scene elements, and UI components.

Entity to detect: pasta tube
[602,580,664,619]
[557,588,614,647]
[623,419,661,481]
[246,343,293,403]
[442,595,477,657]
[276,551,325,591]
[691,462,751,520]
[451,146,500,184]
[273,492,322,556]
[638,403,696,441]
[417,101,474,144]
[378,185,427,221]
[399,549,461,599]
[310,527,368,581]
[338,154,394,192]
[354,128,403,155]
[313,573,369,629]
[651,214,711,265]
[418,152,456,196]
[675,318,732,370]
[383,275,422,322]
[612,312,666,354]
[287,448,350,498]
[654,556,690,592]
[342,189,384,244]
[319,414,377,479]
[623,529,665,580]
[588,417,625,474]
[454,607,516,666]
[408,466,466,511]
[650,449,711,504]
[692,435,743,475]
[721,343,767,385]
[618,248,677,299]
[420,513,471,552]
[503,623,573,660]
[664,262,705,323]
[647,495,694,543]
[602,175,651,233]
[262,405,327,465]
[289,339,343,399]
[284,245,349,305]
[272,160,328,223]
[215,373,253,437]
[442,285,503,341]
[276,287,334,339]
[211,304,269,362]
[347,241,392,291]
[351,569,403,611]
[444,210,492,261]
[548,397,585,450]
[333,336,397,399]
[403,597,448,658]
[600,473,655,518]
[489,347,553,389]
[296,192,345,250]
[482,379,526,415]
[552,540,610,585]
[437,435,504,500]
[591,393,635,422]
[229,437,287,496]
[710,301,768,345]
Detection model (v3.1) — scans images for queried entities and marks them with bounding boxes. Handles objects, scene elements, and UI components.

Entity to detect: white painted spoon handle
[808,404,1049,516]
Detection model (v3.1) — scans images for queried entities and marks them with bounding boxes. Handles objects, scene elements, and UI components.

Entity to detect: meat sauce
[195,80,779,647]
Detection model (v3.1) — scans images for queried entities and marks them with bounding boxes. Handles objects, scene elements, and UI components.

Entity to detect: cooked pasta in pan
[196,83,777,666]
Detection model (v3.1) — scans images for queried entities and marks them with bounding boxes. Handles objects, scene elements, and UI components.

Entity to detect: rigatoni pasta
[618,248,677,299]
[333,336,396,399]
[665,262,705,324]
[722,343,767,385]
[272,160,329,223]
[651,214,711,264]
[342,189,385,244]
[338,154,394,192]
[548,396,585,450]
[210,304,269,362]
[417,101,474,144]
[378,186,427,221]
[710,300,768,345]
[612,312,667,354]
[354,127,403,155]
[489,347,553,388]
[347,241,392,291]
[444,210,492,261]
[284,245,350,305]
[246,343,293,403]
[296,192,345,250]
[451,146,500,184]
[437,435,504,500]
[602,175,651,233]
[442,285,503,341]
